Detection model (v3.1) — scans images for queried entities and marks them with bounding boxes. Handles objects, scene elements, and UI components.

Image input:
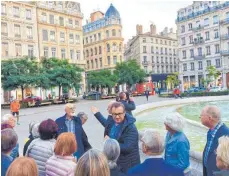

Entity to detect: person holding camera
[117,92,136,116]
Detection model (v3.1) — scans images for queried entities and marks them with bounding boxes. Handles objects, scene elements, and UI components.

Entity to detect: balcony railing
[220,18,229,25]
[192,25,204,31]
[176,2,229,23]
[221,34,229,40]
[194,55,205,60]
[221,50,229,56]
[142,61,149,65]
[1,32,8,36]
[193,38,204,45]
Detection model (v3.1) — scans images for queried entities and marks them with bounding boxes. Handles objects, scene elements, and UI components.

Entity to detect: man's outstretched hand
[90,106,99,114]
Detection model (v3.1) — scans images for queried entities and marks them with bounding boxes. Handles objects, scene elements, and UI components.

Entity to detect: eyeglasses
[112,112,124,117]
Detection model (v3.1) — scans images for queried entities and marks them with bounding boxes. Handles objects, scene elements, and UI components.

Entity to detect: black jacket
[110,167,126,176]
[120,100,136,116]
[94,113,140,173]
[55,114,91,158]
[23,134,34,156]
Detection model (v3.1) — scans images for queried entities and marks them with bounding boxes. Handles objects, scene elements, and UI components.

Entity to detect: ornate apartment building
[83,3,124,71]
[1,1,39,59]
[176,1,229,90]
[124,24,179,75]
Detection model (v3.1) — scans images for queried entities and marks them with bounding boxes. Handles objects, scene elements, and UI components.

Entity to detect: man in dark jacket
[144,89,150,101]
[91,102,140,173]
[200,105,229,176]
[118,92,136,116]
[55,103,91,159]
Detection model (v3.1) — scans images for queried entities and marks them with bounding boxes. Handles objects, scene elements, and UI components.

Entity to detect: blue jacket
[1,154,13,176]
[120,100,136,116]
[94,112,140,173]
[55,114,91,158]
[203,124,229,176]
[128,158,184,176]
[164,131,190,170]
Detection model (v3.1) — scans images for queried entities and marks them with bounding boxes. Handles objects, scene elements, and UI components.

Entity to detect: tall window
[50,31,55,41]
[49,15,54,24]
[41,12,47,22]
[112,43,117,52]
[27,26,32,39]
[161,47,163,54]
[15,44,21,56]
[28,45,33,57]
[113,56,117,64]
[188,23,192,30]
[143,46,147,53]
[213,15,219,24]
[68,19,73,27]
[95,47,97,55]
[76,51,80,60]
[75,20,79,27]
[214,30,219,39]
[69,34,74,43]
[112,29,116,36]
[151,46,154,53]
[1,22,7,35]
[107,56,110,65]
[44,47,48,57]
[107,44,110,52]
[61,49,66,59]
[59,17,64,26]
[91,48,93,56]
[94,34,97,41]
[190,49,194,58]
[2,42,8,57]
[51,47,56,57]
[190,62,195,71]
[207,60,211,67]
[14,24,21,37]
[216,59,221,68]
[70,49,74,59]
[215,44,220,53]
[206,46,211,55]
[95,59,98,68]
[98,33,101,40]
[75,35,80,43]
[205,31,210,40]
[99,46,102,54]
[189,35,193,43]
[1,4,6,15]
[42,29,48,41]
[198,61,203,70]
[119,44,122,52]
[13,7,19,17]
[26,9,31,20]
[181,25,185,33]
[60,32,65,42]
[100,58,102,67]
[183,64,187,71]
[198,47,202,56]
[182,50,186,58]
[181,37,186,45]
[204,18,209,26]
[106,30,109,38]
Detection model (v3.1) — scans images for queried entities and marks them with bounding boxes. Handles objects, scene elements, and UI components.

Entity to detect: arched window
[91,48,93,56]
[95,47,97,55]
[112,29,116,36]
[112,43,117,52]
[107,44,110,52]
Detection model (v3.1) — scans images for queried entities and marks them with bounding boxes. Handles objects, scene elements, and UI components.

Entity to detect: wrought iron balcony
[220,18,229,25]
[142,61,149,65]
[192,25,204,32]
[194,55,205,60]
[193,38,204,45]
[221,34,229,40]
[221,50,229,56]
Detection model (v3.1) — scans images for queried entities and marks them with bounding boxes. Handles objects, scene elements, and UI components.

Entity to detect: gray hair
[164,113,185,132]
[103,139,120,169]
[77,112,88,120]
[141,129,164,154]
[1,114,14,124]
[204,105,221,121]
[31,123,40,138]
[1,128,18,153]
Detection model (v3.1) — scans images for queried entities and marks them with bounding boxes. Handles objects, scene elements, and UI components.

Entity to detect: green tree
[114,60,146,90]
[1,58,38,99]
[206,66,221,86]
[87,69,118,94]
[41,58,83,97]
[165,72,179,91]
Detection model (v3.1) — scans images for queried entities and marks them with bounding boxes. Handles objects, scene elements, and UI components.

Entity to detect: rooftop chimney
[150,24,156,35]
[136,24,143,35]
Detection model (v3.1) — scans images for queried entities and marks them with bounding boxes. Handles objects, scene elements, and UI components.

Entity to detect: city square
[1,1,229,176]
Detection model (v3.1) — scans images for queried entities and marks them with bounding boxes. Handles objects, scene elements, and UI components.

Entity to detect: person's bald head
[65,103,76,117]
[107,101,116,114]
[200,105,221,128]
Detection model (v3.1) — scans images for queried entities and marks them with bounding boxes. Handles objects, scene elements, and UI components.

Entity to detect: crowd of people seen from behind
[1,91,229,176]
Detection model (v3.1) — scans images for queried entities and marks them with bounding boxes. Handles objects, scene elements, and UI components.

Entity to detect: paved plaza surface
[1,95,171,155]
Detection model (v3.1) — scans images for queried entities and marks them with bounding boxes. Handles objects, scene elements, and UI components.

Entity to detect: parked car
[185,87,206,93]
[85,91,101,100]
[209,86,222,92]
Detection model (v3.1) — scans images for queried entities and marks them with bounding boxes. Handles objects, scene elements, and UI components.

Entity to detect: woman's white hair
[31,123,40,138]
[1,114,14,124]
[103,138,120,169]
[217,136,229,167]
[164,113,185,132]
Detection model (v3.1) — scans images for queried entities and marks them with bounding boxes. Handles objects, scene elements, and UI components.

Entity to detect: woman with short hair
[6,157,38,176]
[26,119,58,176]
[214,136,229,176]
[75,149,110,176]
[103,139,126,176]
[1,128,18,176]
[164,113,190,175]
[46,132,77,176]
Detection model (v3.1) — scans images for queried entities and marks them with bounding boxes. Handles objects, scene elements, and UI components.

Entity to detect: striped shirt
[204,122,223,166]
[65,118,75,134]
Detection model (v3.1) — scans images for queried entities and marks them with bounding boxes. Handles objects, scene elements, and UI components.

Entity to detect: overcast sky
[78,0,192,43]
